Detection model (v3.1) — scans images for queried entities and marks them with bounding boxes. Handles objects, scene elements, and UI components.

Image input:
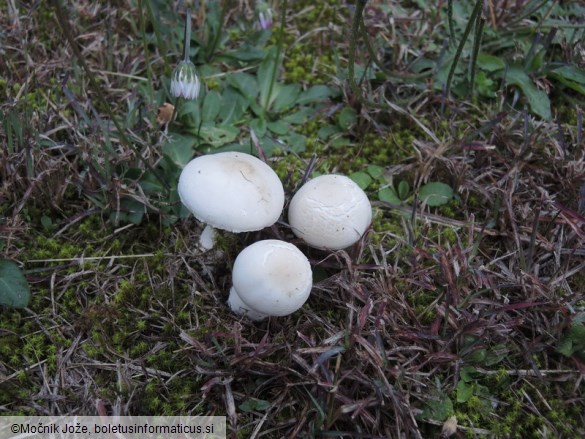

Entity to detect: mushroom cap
[288,174,372,250]
[178,152,285,232]
[231,240,313,317]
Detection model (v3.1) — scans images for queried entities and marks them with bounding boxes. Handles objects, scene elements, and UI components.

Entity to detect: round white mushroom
[178,152,285,249]
[288,174,372,250]
[228,240,313,321]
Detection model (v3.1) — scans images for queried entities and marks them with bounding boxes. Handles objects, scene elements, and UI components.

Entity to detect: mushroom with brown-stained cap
[178,152,285,250]
[228,240,313,321]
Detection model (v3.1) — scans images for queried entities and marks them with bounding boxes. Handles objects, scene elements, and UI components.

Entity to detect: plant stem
[349,1,387,108]
[447,0,455,46]
[184,8,192,62]
[263,0,287,117]
[138,0,155,103]
[206,0,230,62]
[445,0,482,99]
[469,11,485,98]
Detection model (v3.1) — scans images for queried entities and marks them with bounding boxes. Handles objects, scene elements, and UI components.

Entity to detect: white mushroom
[288,174,372,250]
[228,240,313,321]
[178,152,285,250]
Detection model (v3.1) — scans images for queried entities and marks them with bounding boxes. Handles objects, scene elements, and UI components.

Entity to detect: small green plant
[443,1,585,120]
[418,382,454,423]
[239,398,271,413]
[350,165,454,207]
[350,0,585,121]
[557,313,585,361]
[0,260,31,309]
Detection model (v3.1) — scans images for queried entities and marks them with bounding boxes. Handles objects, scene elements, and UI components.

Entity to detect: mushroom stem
[198,224,217,251]
[227,287,268,321]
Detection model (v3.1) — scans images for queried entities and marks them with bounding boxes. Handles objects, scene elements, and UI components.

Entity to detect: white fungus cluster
[178,152,372,320]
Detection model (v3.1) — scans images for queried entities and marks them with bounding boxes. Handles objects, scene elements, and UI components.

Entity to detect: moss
[438,227,459,246]
[129,341,150,357]
[370,208,404,247]
[272,153,306,185]
[453,376,585,438]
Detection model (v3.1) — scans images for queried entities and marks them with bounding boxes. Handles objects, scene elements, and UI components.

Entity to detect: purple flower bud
[258,5,273,30]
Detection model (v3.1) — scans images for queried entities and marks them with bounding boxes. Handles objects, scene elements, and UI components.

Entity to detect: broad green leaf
[506,67,552,120]
[378,187,401,205]
[112,197,144,225]
[349,171,372,190]
[272,83,301,113]
[410,57,435,74]
[456,380,475,403]
[250,118,267,138]
[258,47,280,110]
[177,99,200,128]
[267,120,289,135]
[484,344,507,366]
[419,182,454,207]
[466,348,487,363]
[282,108,313,124]
[398,180,410,200]
[281,132,307,153]
[297,85,335,105]
[227,72,259,102]
[419,394,454,421]
[218,87,248,125]
[550,65,585,85]
[477,54,505,72]
[139,170,166,194]
[198,124,239,148]
[549,65,585,95]
[201,90,222,122]
[337,107,357,130]
[41,215,54,231]
[366,164,384,180]
[318,125,340,140]
[338,64,376,82]
[528,50,545,72]
[459,366,478,383]
[552,78,585,96]
[223,46,265,61]
[249,100,264,118]
[0,259,31,309]
[162,134,196,167]
[239,399,271,413]
[558,314,585,358]
[331,136,352,148]
[256,136,281,156]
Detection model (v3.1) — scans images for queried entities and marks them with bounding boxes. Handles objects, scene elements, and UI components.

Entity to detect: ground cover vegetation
[1,0,585,437]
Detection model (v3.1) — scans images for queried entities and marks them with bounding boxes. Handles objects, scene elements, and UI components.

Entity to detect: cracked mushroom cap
[288,174,372,250]
[178,152,285,232]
